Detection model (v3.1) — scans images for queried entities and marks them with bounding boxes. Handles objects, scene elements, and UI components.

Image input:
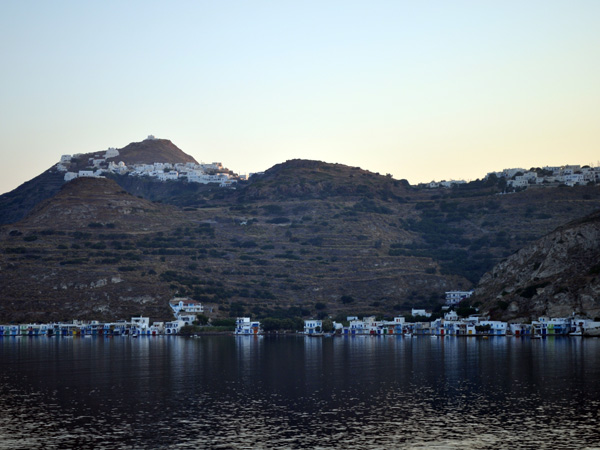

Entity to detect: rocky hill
[104,139,198,166]
[240,159,409,201]
[0,138,198,225]
[472,210,600,321]
[2,153,600,324]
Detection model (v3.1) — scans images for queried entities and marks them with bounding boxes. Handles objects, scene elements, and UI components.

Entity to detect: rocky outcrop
[108,139,197,165]
[474,211,600,321]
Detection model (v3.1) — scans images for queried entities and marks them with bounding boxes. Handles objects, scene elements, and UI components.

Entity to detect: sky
[1,1,599,195]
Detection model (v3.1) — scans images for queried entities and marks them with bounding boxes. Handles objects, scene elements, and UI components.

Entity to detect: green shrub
[341,295,355,304]
[211,318,236,327]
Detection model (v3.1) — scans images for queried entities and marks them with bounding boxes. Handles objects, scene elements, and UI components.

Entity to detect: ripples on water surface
[1,336,599,449]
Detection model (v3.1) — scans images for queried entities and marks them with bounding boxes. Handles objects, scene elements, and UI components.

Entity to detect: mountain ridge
[2,147,600,323]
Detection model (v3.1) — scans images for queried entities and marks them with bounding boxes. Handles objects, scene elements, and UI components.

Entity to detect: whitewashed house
[563,174,585,186]
[169,298,203,318]
[235,317,262,335]
[411,308,432,318]
[150,322,164,336]
[445,290,473,306]
[444,310,459,321]
[503,168,526,178]
[479,320,507,336]
[164,320,185,335]
[304,319,323,335]
[178,315,197,325]
[158,171,178,181]
[105,147,119,158]
[131,317,150,335]
[508,178,529,188]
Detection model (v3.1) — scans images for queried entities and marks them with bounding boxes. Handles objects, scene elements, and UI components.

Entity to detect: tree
[322,319,334,333]
[262,318,281,332]
[194,314,209,325]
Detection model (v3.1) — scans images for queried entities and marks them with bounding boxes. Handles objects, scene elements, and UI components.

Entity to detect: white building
[157,172,178,181]
[164,320,185,335]
[445,290,474,306]
[503,168,526,178]
[562,174,585,186]
[235,317,262,335]
[411,308,432,318]
[479,320,507,336]
[444,310,459,321]
[149,322,164,336]
[131,317,150,335]
[507,178,529,188]
[169,298,203,317]
[105,147,120,158]
[304,319,323,335]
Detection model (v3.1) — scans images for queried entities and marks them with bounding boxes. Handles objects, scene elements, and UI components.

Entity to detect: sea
[1,335,599,450]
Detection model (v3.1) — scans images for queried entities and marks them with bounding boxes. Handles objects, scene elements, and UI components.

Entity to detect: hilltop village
[425,165,600,189]
[55,135,244,188]
[53,135,599,192]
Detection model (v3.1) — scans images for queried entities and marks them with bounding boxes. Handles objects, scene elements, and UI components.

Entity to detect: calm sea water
[1,335,599,450]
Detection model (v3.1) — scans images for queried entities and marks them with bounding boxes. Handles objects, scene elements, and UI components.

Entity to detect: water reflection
[1,336,599,449]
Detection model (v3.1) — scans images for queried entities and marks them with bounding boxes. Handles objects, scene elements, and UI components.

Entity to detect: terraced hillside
[2,159,600,324]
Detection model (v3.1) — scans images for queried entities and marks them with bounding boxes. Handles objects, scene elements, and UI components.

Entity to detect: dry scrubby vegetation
[2,160,600,323]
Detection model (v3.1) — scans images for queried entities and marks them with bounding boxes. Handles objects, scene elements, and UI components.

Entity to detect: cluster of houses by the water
[302,313,600,338]
[55,135,243,188]
[0,297,205,337]
[425,164,600,190]
[3,294,599,338]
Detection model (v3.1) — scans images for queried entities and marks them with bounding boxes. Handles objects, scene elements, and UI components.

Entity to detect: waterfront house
[150,322,164,336]
[131,317,150,335]
[235,317,262,335]
[164,320,185,335]
[304,319,323,335]
[509,323,530,337]
[479,320,507,336]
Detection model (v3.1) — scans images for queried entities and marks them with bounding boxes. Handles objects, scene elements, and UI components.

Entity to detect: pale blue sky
[1,1,599,194]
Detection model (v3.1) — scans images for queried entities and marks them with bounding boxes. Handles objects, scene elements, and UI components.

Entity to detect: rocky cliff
[473,211,600,321]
